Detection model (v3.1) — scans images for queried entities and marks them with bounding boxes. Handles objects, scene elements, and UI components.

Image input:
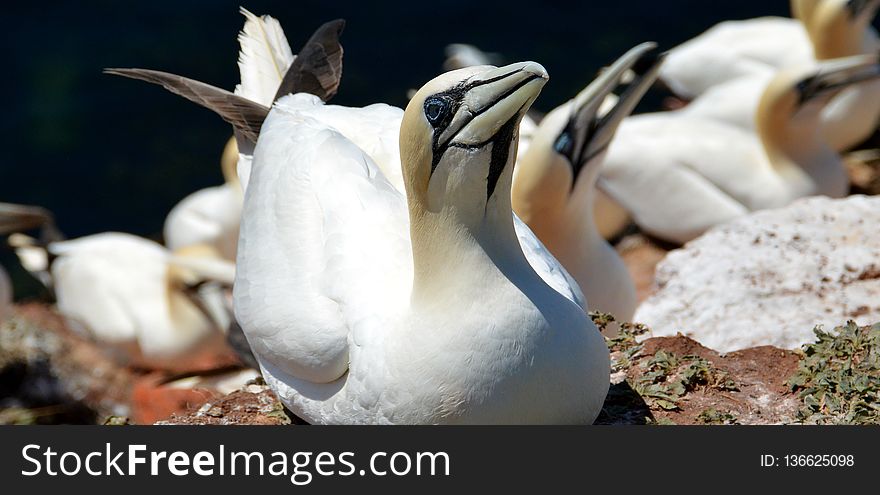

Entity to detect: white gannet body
[673,0,880,150]
[513,44,663,331]
[269,94,407,192]
[235,63,609,424]
[660,15,812,99]
[30,233,234,370]
[600,57,879,244]
[270,93,586,310]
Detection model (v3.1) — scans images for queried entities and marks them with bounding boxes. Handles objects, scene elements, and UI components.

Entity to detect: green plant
[787,321,880,425]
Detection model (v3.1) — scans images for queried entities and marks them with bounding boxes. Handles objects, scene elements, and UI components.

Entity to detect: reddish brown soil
[155,384,295,425]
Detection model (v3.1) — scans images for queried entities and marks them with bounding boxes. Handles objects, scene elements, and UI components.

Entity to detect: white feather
[234,8,295,107]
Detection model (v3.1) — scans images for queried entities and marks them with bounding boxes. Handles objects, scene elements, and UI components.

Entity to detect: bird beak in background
[559,42,664,171]
[797,54,880,104]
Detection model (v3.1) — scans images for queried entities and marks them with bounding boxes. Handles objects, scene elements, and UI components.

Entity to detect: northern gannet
[600,56,880,244]
[512,43,662,332]
[679,0,880,151]
[660,0,879,100]
[660,0,817,99]
[231,62,609,424]
[811,0,880,149]
[11,228,236,371]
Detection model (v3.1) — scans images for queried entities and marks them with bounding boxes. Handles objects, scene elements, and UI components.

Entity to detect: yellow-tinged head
[809,0,880,59]
[758,54,880,153]
[400,62,548,227]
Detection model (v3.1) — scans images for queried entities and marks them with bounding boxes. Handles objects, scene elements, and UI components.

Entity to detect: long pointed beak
[0,203,51,235]
[441,62,549,147]
[559,42,663,172]
[798,54,880,104]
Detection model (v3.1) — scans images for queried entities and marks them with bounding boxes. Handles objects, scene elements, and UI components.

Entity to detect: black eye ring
[424,97,449,126]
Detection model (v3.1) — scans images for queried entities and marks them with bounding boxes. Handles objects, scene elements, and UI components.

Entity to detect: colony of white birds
[1,1,878,423]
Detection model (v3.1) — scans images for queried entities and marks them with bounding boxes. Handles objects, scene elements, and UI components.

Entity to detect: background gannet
[599,56,880,244]
[512,43,662,333]
[676,0,880,151]
[810,0,880,149]
[233,62,609,424]
[660,0,825,100]
[659,0,819,99]
[12,228,236,371]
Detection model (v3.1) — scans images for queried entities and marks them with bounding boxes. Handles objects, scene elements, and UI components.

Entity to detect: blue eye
[554,132,573,156]
[424,97,448,125]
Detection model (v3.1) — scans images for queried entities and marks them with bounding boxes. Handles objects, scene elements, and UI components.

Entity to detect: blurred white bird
[10,229,236,371]
[512,43,662,332]
[600,56,880,244]
[660,0,826,99]
[678,0,880,151]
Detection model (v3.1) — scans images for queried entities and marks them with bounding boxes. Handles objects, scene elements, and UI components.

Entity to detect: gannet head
[809,0,880,59]
[512,43,662,226]
[401,62,548,227]
[758,54,880,147]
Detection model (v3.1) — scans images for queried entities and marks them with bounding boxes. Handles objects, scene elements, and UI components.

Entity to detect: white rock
[635,195,880,352]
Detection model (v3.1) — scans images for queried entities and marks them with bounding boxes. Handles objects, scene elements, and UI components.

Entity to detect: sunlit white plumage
[600,57,879,244]
[235,63,609,424]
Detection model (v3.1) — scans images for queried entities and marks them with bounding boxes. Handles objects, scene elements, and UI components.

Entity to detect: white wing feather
[235,8,295,106]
